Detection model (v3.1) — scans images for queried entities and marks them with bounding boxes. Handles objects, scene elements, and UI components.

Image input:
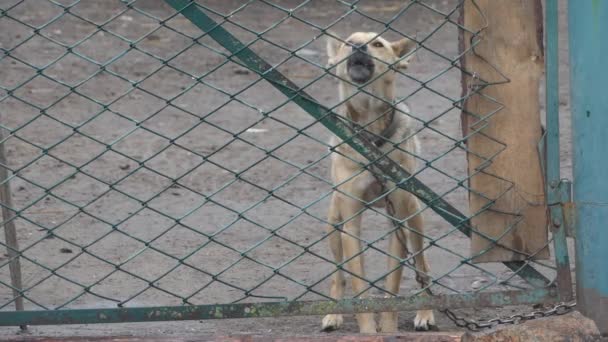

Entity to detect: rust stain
[511,233,524,253]
[533,0,544,57]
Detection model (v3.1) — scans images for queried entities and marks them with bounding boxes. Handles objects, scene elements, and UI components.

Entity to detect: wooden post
[460,0,550,262]
[0,121,26,330]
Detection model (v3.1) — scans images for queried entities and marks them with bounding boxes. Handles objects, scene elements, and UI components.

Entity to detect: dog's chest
[357,173,387,207]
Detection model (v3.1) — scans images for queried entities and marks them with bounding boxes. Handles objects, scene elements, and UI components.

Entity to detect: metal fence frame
[0,0,574,328]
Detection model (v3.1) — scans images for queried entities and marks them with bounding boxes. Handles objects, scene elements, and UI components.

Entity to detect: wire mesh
[0,0,562,322]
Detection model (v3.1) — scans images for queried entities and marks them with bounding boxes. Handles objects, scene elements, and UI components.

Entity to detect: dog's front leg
[379,228,407,333]
[403,193,435,331]
[322,193,346,332]
[340,197,377,334]
[408,209,435,331]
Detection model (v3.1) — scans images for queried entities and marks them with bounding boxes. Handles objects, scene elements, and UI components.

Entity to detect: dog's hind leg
[322,193,346,332]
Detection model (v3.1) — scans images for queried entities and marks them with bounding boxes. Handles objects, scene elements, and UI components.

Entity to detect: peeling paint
[213,307,223,319]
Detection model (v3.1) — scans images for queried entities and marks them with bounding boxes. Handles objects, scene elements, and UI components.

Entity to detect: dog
[321,32,435,333]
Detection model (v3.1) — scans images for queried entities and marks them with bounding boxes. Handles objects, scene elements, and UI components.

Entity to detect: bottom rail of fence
[0,287,559,326]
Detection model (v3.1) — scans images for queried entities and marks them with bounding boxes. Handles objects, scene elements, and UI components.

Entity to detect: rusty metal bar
[0,287,557,326]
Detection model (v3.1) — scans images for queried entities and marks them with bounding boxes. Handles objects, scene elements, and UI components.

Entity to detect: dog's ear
[326,33,342,67]
[391,38,416,69]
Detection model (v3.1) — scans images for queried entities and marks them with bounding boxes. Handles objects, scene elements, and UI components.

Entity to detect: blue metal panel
[569,0,608,333]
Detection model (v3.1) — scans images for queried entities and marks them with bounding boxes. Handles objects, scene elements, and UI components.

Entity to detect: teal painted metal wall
[569,0,608,333]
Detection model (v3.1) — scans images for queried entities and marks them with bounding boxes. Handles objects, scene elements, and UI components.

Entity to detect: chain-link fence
[0,0,571,330]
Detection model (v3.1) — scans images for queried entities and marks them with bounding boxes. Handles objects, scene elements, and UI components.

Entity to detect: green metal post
[544,0,572,302]
[569,0,608,334]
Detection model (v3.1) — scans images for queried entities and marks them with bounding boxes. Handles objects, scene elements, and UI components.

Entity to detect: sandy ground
[0,0,575,338]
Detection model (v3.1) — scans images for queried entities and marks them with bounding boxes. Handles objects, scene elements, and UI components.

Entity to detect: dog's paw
[321,314,343,332]
[414,310,436,331]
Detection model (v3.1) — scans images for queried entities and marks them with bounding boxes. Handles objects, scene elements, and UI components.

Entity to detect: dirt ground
[0,0,576,338]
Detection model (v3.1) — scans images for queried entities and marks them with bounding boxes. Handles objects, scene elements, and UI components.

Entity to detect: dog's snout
[346,43,374,84]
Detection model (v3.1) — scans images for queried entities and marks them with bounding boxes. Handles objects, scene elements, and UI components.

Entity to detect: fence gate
[0,0,573,331]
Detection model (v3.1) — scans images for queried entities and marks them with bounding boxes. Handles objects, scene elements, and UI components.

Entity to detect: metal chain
[440,301,577,331]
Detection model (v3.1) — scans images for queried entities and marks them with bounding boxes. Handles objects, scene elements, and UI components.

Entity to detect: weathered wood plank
[460,0,550,262]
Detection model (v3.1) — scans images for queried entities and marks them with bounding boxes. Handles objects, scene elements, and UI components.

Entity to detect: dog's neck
[339,81,397,145]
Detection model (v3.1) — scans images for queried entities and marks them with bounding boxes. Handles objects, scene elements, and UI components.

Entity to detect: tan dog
[322,32,435,333]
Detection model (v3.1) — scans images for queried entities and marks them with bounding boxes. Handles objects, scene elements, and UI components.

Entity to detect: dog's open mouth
[347,54,374,84]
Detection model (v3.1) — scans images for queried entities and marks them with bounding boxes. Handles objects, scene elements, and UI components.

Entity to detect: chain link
[440,301,577,331]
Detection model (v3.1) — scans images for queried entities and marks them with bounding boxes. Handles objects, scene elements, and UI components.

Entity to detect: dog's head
[326,32,415,85]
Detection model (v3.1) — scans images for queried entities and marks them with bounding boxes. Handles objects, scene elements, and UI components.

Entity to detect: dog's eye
[372,41,384,48]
